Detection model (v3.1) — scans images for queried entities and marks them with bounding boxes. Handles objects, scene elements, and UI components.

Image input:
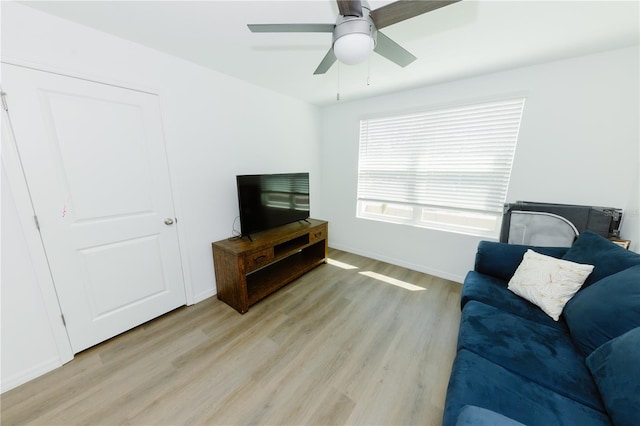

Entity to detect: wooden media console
[212,218,328,313]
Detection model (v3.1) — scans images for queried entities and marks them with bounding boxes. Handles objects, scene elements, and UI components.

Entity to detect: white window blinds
[357,98,525,236]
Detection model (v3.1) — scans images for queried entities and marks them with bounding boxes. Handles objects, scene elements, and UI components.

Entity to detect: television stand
[212,218,328,314]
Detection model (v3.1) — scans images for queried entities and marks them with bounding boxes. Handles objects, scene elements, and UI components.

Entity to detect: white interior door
[3,64,186,353]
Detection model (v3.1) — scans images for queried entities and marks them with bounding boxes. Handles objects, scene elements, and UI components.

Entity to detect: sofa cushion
[461,271,567,331]
[443,349,611,426]
[457,301,603,411]
[507,250,593,321]
[474,241,569,281]
[564,265,640,356]
[586,327,640,426]
[455,405,525,426]
[562,231,640,287]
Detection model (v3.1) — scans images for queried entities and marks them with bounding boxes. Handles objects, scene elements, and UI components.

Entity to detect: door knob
[164,218,174,225]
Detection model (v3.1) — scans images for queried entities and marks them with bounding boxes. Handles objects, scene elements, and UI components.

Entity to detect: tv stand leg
[302,219,311,224]
[246,234,253,242]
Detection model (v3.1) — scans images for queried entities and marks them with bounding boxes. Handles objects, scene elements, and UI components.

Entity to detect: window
[357,98,525,237]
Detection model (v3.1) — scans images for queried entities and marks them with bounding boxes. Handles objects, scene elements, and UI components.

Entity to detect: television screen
[236,173,310,236]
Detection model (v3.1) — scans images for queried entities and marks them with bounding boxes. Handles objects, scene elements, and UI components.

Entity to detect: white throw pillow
[508,249,594,321]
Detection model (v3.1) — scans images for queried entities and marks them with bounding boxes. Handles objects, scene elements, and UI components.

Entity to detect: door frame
[1,59,195,367]
[2,102,74,365]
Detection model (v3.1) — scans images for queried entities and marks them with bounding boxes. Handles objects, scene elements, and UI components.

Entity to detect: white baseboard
[328,243,465,284]
[1,357,62,394]
[191,287,217,305]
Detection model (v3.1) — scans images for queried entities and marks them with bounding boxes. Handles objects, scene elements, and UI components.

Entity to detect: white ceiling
[21,0,640,106]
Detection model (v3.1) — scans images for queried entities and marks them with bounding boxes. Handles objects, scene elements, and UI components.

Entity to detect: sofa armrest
[474,241,569,281]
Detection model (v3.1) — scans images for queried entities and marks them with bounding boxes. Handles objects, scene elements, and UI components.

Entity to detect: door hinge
[1,92,8,111]
[34,215,40,230]
[61,314,66,327]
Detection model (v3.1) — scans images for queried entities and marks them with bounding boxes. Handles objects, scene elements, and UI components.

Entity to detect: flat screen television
[236,173,310,237]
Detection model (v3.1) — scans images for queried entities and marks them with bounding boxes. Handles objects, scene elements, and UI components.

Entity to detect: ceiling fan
[248,0,461,75]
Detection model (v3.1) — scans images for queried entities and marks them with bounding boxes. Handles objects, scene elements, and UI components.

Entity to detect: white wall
[1,1,320,391]
[318,46,640,282]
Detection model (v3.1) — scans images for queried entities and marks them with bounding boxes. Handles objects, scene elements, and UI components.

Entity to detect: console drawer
[309,224,327,244]
[244,248,274,272]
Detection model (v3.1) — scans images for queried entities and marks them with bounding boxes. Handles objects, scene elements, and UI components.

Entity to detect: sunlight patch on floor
[359,271,426,291]
[327,258,359,270]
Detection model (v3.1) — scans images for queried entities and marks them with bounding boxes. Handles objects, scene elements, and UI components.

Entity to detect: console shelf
[212,219,328,314]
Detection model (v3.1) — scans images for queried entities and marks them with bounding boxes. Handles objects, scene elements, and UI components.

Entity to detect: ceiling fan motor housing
[332,12,377,65]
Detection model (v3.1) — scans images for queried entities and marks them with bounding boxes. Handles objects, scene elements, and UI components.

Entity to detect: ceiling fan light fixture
[334,33,374,65]
[249,0,455,75]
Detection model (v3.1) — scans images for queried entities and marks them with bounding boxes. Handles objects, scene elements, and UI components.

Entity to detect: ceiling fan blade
[371,0,461,29]
[313,49,338,75]
[337,0,363,17]
[374,31,416,67]
[248,23,334,33]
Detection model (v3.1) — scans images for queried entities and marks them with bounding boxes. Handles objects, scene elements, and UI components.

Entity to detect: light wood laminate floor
[2,248,463,425]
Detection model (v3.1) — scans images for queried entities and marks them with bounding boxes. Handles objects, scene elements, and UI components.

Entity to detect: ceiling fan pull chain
[367,52,372,86]
[336,61,341,101]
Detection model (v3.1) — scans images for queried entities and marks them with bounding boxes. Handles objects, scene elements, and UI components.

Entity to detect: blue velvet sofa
[443,231,640,426]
